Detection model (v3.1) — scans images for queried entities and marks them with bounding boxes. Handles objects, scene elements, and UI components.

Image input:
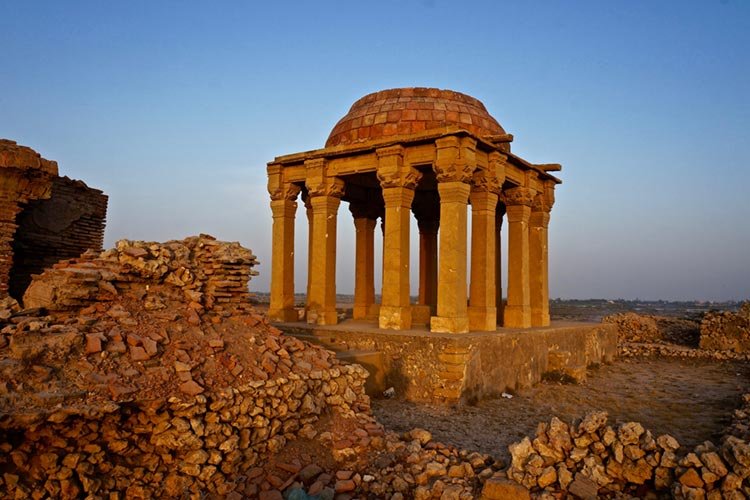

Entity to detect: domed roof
[326,88,506,148]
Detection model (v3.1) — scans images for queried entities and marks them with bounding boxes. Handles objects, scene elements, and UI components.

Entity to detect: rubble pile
[700,302,750,352]
[604,310,750,361]
[498,406,750,499]
[0,235,381,498]
[23,234,259,316]
[603,312,700,346]
[603,312,660,343]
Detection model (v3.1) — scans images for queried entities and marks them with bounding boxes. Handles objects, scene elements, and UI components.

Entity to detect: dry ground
[373,356,750,463]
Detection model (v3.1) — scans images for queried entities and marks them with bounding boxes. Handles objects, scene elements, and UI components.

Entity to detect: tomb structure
[0,139,107,301]
[267,88,561,333]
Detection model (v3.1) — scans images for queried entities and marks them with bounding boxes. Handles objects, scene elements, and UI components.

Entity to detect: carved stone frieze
[434,136,476,184]
[502,186,535,207]
[306,176,345,198]
[471,168,501,194]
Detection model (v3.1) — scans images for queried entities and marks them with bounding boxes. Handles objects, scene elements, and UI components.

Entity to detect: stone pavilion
[267,88,561,333]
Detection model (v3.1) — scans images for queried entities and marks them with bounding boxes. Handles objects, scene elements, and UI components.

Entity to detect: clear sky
[1,1,748,301]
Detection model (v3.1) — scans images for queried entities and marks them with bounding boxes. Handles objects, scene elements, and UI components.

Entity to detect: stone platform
[275,320,617,404]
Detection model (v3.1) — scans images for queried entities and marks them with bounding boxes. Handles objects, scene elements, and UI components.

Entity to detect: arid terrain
[374,357,750,462]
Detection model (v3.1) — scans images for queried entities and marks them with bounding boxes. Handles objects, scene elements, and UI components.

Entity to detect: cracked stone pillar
[430,136,474,334]
[530,182,555,327]
[305,159,344,325]
[503,186,535,328]
[267,179,301,322]
[468,167,500,331]
[377,145,421,330]
[350,202,378,320]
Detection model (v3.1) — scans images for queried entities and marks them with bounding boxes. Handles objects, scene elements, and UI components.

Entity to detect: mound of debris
[700,302,750,352]
[603,312,700,346]
[495,401,750,499]
[0,235,380,498]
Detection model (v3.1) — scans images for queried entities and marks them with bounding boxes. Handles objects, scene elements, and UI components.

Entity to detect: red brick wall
[9,176,107,300]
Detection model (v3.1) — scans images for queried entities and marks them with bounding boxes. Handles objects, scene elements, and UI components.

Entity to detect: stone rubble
[2,238,749,499]
[0,235,382,498]
[603,312,700,346]
[495,404,750,499]
[700,302,750,352]
[606,309,750,362]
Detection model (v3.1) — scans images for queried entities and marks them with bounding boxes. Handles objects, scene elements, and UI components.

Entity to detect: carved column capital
[306,176,344,198]
[471,167,501,195]
[376,145,422,190]
[268,182,301,202]
[488,151,508,186]
[434,135,476,184]
[502,186,535,207]
[349,200,381,220]
[532,193,553,213]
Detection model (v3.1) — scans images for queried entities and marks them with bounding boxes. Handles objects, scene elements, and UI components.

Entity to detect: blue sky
[1,1,748,300]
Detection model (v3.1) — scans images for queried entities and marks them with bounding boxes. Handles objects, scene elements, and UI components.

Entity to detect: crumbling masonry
[0,139,107,301]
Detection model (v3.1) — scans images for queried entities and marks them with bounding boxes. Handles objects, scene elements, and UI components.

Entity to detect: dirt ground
[372,356,750,463]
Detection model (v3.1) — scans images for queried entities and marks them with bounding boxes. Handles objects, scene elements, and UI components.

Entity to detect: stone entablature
[267,88,561,333]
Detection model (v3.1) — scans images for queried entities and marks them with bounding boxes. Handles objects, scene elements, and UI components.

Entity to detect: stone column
[417,217,439,311]
[413,191,440,313]
[503,186,535,328]
[303,193,314,319]
[430,136,474,334]
[267,166,301,322]
[495,203,506,325]
[305,159,344,325]
[350,203,378,320]
[530,184,555,327]
[468,168,500,331]
[267,183,300,322]
[489,152,508,326]
[376,145,421,330]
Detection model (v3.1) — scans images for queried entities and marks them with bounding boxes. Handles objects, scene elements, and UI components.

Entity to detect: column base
[531,309,551,327]
[468,306,497,332]
[430,316,469,334]
[504,306,531,328]
[411,304,432,326]
[353,304,369,320]
[367,303,380,320]
[306,308,338,326]
[379,305,412,330]
[268,307,298,323]
[353,304,381,321]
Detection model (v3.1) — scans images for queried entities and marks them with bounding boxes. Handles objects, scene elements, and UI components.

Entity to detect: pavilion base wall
[275,322,618,404]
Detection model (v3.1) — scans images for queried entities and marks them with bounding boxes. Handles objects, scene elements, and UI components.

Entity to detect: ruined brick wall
[0,200,22,299]
[700,303,750,352]
[9,176,107,300]
[0,139,59,298]
[0,236,376,498]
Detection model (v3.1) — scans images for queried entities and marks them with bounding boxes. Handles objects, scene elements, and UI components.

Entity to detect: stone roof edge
[269,127,561,184]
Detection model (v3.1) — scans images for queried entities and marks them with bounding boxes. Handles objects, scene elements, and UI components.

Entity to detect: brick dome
[326,88,506,148]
